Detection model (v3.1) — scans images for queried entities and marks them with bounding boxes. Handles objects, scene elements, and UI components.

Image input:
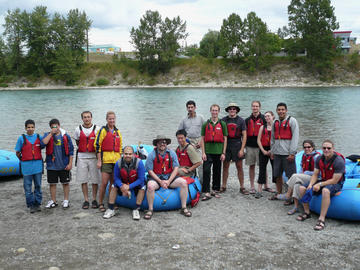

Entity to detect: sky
[0,0,359,51]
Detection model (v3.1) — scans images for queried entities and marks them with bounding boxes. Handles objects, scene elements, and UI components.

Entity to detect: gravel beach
[0,167,359,270]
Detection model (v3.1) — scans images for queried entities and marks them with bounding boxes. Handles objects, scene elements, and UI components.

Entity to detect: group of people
[15,100,346,230]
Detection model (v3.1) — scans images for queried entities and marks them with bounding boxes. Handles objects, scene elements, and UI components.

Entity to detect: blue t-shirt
[14,133,44,176]
[46,134,66,170]
[145,148,179,179]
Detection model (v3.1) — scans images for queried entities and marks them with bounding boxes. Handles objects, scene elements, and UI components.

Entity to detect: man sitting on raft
[103,146,145,220]
[304,140,345,231]
[144,135,192,219]
[175,129,202,178]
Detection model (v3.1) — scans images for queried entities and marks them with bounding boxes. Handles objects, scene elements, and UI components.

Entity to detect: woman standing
[255,111,276,198]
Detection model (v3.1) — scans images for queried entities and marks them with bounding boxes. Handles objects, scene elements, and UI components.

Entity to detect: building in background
[333,31,357,54]
[85,44,121,54]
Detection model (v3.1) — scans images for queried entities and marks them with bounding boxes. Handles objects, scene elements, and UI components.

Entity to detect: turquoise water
[1,87,359,155]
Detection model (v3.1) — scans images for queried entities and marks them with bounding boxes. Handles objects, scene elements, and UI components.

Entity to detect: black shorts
[117,185,145,196]
[47,170,71,184]
[225,144,243,162]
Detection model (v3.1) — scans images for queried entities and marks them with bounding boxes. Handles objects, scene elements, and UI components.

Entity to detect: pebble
[227,232,236,238]
[98,233,115,240]
[73,212,91,219]
[48,267,60,270]
[17,247,26,253]
[172,244,180,250]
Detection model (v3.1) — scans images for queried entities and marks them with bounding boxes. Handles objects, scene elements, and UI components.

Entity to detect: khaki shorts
[245,147,259,166]
[101,163,115,174]
[76,158,101,184]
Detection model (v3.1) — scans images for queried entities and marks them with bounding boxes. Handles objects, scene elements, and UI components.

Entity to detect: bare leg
[82,183,89,202]
[146,181,160,211]
[319,188,331,222]
[275,177,283,194]
[136,189,145,206]
[236,160,244,188]
[50,184,57,202]
[222,161,230,189]
[170,178,188,209]
[286,187,293,199]
[92,184,98,201]
[99,172,111,205]
[63,183,70,201]
[108,186,118,204]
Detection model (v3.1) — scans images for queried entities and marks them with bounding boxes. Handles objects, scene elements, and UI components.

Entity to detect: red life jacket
[101,126,121,152]
[46,133,69,156]
[260,126,271,147]
[176,144,193,167]
[204,120,224,143]
[21,134,42,161]
[78,125,96,153]
[301,151,320,172]
[224,116,243,139]
[274,116,292,140]
[246,115,264,137]
[318,152,345,182]
[119,157,139,184]
[153,148,173,175]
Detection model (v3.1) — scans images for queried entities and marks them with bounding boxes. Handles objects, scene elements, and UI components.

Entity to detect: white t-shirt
[74,124,100,159]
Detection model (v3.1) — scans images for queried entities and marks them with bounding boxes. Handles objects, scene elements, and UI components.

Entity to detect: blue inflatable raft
[111,144,202,211]
[289,151,360,220]
[0,150,20,177]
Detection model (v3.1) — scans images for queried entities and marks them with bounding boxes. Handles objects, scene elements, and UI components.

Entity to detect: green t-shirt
[201,119,228,154]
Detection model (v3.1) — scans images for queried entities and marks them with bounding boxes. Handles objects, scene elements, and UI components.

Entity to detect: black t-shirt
[222,115,246,146]
[245,113,266,147]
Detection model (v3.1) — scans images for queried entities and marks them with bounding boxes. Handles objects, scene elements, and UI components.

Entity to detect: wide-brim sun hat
[225,102,240,113]
[152,135,171,146]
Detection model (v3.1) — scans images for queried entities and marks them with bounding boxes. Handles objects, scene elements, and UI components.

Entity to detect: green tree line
[0,6,91,84]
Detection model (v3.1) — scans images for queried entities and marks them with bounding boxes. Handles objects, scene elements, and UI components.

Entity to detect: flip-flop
[201,194,212,201]
[211,191,221,198]
[264,187,276,193]
[144,210,153,220]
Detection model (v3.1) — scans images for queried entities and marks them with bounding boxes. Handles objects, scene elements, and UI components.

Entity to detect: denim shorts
[313,181,343,196]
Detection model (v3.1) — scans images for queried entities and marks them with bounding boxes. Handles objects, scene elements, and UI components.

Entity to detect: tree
[183,44,199,57]
[0,38,8,75]
[288,0,339,70]
[3,8,27,74]
[220,13,245,59]
[130,10,187,75]
[199,30,221,58]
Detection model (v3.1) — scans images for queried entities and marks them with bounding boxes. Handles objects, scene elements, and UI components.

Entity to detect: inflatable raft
[111,144,202,211]
[0,150,20,177]
[289,151,360,220]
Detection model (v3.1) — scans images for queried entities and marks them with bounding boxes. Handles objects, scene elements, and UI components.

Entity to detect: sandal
[264,187,276,193]
[314,219,325,231]
[180,207,192,217]
[287,207,298,215]
[201,193,212,201]
[249,188,256,194]
[144,210,153,220]
[99,204,106,212]
[254,192,263,199]
[268,194,279,200]
[82,201,89,209]
[219,187,227,193]
[211,191,221,198]
[239,188,250,195]
[91,200,99,209]
[284,198,294,206]
[296,212,312,221]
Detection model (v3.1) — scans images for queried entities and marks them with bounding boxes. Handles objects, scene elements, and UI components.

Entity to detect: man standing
[144,135,192,219]
[270,102,299,199]
[103,146,146,220]
[303,140,345,231]
[42,119,74,209]
[175,129,202,178]
[221,103,248,194]
[245,101,265,194]
[94,111,123,212]
[201,104,228,200]
[74,111,101,209]
[178,100,204,182]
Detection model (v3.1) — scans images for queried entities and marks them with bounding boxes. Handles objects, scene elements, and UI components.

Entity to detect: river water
[0,87,359,155]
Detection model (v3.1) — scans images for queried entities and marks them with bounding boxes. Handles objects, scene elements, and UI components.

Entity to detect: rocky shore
[0,168,359,269]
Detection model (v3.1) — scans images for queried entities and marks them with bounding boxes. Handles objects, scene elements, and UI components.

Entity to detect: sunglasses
[303,146,312,149]
[228,107,237,111]
[322,147,332,150]
[160,140,167,145]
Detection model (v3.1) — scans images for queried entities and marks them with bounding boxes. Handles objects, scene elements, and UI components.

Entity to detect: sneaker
[33,205,41,212]
[62,200,70,209]
[45,200,58,209]
[30,206,36,213]
[132,209,140,220]
[103,209,115,219]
